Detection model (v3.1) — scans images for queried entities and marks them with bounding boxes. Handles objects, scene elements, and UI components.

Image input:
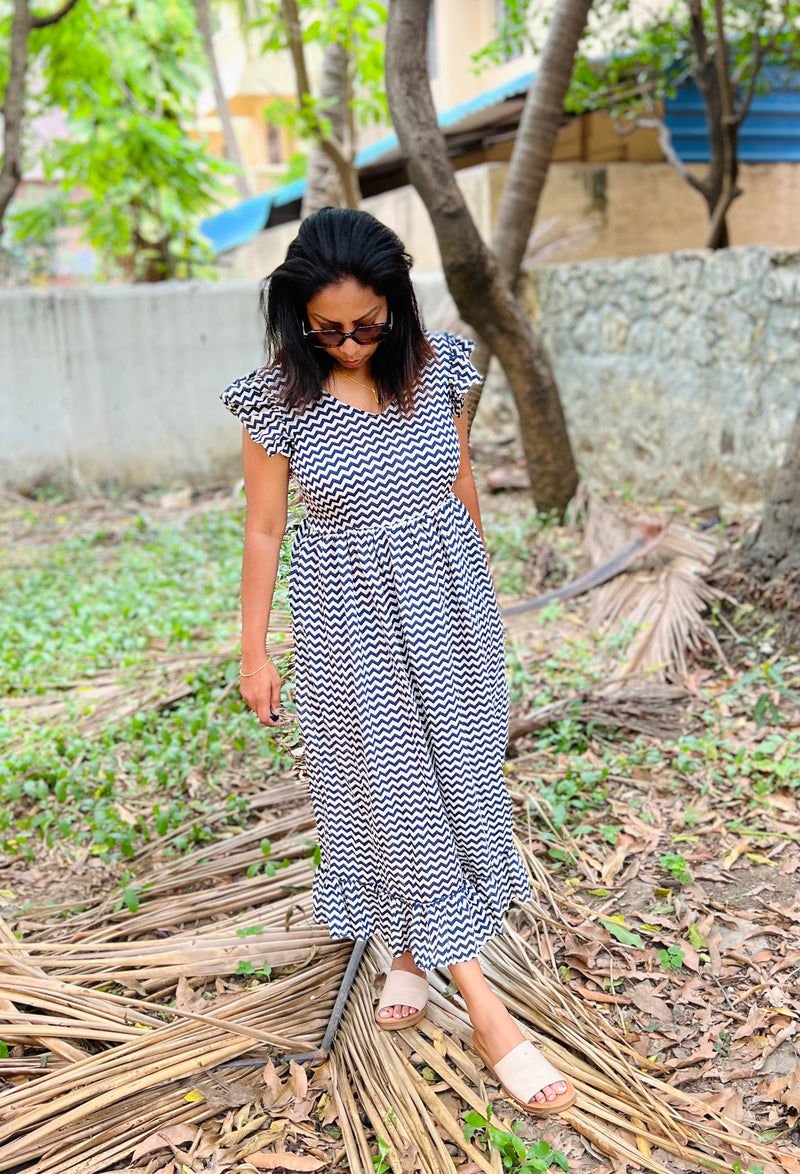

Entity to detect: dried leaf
[287,1059,308,1101]
[261,1060,283,1108]
[246,1153,325,1171]
[601,835,636,884]
[629,985,674,1023]
[132,1126,196,1160]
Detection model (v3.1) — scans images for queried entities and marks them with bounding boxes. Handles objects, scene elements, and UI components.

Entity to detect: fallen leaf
[262,1060,283,1107]
[247,1153,324,1171]
[733,1003,767,1040]
[629,984,674,1023]
[132,1125,196,1160]
[287,1059,307,1101]
[601,834,636,884]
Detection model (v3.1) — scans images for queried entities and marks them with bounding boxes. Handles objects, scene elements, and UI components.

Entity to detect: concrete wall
[0,282,263,490]
[1,247,797,501]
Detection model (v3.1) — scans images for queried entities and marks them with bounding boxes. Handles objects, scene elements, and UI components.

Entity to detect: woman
[221,207,574,1115]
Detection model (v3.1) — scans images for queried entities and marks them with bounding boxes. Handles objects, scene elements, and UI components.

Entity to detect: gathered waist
[297,493,461,539]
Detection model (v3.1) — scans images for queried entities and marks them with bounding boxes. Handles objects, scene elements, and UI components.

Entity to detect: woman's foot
[467,992,569,1106]
[376,950,427,1023]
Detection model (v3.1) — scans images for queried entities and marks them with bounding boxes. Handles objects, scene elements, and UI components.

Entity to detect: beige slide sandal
[374,970,429,1031]
[473,1032,576,1117]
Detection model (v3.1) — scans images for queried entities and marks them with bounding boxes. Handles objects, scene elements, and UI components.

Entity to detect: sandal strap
[377,970,428,1013]
[494,1041,567,1103]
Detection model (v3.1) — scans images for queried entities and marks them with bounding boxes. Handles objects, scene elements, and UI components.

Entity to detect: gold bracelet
[239,655,272,678]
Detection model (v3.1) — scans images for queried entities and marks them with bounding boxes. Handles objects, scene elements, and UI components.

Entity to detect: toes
[378,1002,421,1022]
[532,1081,568,1105]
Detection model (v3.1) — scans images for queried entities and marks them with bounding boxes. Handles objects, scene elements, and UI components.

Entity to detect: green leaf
[123,886,139,913]
[601,917,645,949]
[687,924,707,950]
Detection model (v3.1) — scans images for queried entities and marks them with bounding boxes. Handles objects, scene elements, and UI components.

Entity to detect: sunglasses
[303,312,393,349]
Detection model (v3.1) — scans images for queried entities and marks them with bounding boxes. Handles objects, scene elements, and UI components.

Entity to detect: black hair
[261,207,433,413]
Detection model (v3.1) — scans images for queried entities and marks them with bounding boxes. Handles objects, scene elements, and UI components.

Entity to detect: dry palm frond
[3,913,792,1172]
[328,933,787,1174]
[508,681,690,741]
[3,785,793,1174]
[520,215,600,269]
[584,498,722,683]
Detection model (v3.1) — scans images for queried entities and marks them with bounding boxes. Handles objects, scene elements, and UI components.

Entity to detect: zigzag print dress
[221,332,531,969]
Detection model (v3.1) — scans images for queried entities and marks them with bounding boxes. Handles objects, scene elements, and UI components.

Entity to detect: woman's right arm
[239,428,290,727]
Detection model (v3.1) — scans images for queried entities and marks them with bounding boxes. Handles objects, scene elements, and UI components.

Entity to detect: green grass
[0,498,301,862]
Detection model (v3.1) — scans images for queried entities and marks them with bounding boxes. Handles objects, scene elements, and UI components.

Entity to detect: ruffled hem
[311,851,532,970]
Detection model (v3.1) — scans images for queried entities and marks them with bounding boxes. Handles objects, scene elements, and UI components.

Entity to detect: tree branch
[1,0,81,235]
[30,0,79,29]
[733,0,768,127]
[623,117,710,198]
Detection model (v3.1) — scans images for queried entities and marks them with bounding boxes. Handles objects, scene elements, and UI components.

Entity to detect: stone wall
[525,247,799,502]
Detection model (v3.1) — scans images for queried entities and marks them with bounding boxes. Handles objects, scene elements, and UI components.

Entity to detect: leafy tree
[482,0,800,248]
[387,0,588,516]
[2,0,233,281]
[247,0,387,214]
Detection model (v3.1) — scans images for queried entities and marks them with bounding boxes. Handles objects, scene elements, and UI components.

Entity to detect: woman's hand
[239,660,282,727]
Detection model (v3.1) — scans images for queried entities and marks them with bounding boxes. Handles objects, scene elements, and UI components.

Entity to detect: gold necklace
[335,367,379,403]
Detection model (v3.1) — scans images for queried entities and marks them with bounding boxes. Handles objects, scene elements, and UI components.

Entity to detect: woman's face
[305,278,389,372]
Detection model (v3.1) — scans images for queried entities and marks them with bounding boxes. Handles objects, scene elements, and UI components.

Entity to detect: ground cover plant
[0,476,797,1174]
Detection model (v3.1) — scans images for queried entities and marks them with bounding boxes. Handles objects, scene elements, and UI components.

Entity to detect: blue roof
[200,177,306,254]
[665,83,799,163]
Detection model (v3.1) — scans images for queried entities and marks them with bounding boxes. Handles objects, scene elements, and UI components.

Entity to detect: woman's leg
[377,949,426,1022]
[449,957,568,1105]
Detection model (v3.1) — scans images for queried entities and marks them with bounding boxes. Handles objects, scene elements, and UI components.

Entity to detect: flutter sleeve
[219,368,294,459]
[443,333,483,417]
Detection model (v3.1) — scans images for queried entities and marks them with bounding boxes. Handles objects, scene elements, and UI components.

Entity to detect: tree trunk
[744,402,800,577]
[0,0,36,237]
[194,0,251,200]
[0,0,79,238]
[687,0,741,248]
[491,0,594,284]
[386,0,579,517]
[301,40,348,218]
[281,0,360,211]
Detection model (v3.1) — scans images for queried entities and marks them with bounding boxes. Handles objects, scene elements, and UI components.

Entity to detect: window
[266,124,282,166]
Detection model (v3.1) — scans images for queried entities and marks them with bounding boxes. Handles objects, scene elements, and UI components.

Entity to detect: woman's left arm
[451,407,489,557]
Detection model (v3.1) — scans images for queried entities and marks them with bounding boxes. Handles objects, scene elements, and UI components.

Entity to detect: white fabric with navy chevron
[221,332,532,969]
